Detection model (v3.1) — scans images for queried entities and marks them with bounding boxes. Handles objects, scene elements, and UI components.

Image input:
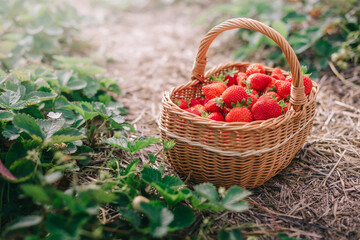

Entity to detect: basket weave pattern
[159,19,319,189]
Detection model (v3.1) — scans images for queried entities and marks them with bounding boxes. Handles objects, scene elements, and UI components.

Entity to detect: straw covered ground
[74,1,360,239]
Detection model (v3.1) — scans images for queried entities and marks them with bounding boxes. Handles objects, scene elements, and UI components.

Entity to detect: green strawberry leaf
[13,114,43,141]
[2,125,21,140]
[218,228,242,240]
[194,183,219,202]
[169,205,194,231]
[0,110,14,121]
[0,89,27,110]
[222,186,250,212]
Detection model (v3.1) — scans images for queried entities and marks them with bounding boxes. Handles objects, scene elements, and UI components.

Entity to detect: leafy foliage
[207,0,360,74]
[0,0,82,70]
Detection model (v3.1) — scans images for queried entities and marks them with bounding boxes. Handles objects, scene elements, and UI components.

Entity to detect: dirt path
[71,1,360,239]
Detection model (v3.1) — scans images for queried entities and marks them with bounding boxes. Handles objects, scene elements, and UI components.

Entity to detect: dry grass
[72,0,360,239]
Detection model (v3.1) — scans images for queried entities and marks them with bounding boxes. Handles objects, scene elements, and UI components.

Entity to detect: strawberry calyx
[224,68,239,78]
[231,98,249,108]
[209,74,228,85]
[278,99,287,114]
[215,96,225,108]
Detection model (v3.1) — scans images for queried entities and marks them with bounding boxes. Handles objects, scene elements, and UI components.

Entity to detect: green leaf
[56,70,73,87]
[36,119,65,139]
[148,153,157,164]
[21,184,50,203]
[222,186,251,210]
[194,183,219,202]
[0,110,14,121]
[67,78,87,90]
[131,136,160,153]
[142,167,162,183]
[139,202,174,238]
[218,228,243,240]
[169,205,194,231]
[50,128,85,144]
[0,89,26,110]
[2,125,21,140]
[162,175,184,189]
[162,139,175,151]
[4,215,43,233]
[103,136,130,152]
[120,209,141,229]
[68,102,99,121]
[13,114,43,141]
[83,76,100,98]
[9,159,36,182]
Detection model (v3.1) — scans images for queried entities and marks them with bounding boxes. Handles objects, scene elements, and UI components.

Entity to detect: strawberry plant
[0,0,82,70]
[206,0,360,74]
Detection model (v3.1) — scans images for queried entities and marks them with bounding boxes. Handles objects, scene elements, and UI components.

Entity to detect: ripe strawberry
[303,75,313,95]
[202,82,227,99]
[271,67,286,80]
[246,63,265,76]
[205,98,221,112]
[217,85,247,108]
[263,77,277,93]
[225,107,253,122]
[221,106,230,115]
[202,98,210,105]
[186,104,205,116]
[264,92,282,102]
[276,81,291,100]
[207,112,225,121]
[174,98,187,109]
[236,72,248,87]
[283,75,312,95]
[190,98,203,107]
[247,94,258,110]
[249,73,272,92]
[252,95,283,120]
[224,68,239,87]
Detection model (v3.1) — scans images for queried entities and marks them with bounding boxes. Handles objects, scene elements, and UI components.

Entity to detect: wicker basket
[159,18,318,189]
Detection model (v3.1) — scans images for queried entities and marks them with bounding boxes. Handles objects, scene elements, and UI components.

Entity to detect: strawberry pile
[174,63,313,122]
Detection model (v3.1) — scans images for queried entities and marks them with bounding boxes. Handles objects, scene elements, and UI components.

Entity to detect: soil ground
[71,1,360,239]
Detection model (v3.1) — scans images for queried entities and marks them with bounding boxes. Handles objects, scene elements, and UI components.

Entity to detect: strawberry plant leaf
[148,153,157,164]
[2,125,21,140]
[9,159,36,182]
[0,160,17,180]
[169,205,194,231]
[142,168,162,184]
[13,114,43,141]
[67,78,87,90]
[120,209,141,229]
[0,89,27,110]
[162,175,184,189]
[4,215,43,233]
[103,136,130,152]
[162,140,175,152]
[50,128,85,144]
[83,76,100,98]
[21,184,51,203]
[56,70,73,87]
[194,183,219,202]
[218,228,242,240]
[222,186,251,206]
[130,137,160,153]
[0,110,14,121]
[139,201,174,238]
[36,119,65,139]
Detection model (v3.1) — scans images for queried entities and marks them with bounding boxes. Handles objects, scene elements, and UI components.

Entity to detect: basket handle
[191,18,305,111]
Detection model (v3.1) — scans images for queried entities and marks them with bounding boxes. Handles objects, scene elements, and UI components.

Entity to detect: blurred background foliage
[0,0,82,71]
[202,0,360,77]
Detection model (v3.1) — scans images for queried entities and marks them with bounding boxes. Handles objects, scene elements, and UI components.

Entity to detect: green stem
[101,146,115,168]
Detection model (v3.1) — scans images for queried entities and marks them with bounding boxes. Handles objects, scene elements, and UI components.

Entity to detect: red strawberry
[303,75,313,95]
[202,82,227,99]
[236,72,248,87]
[249,73,272,92]
[174,98,187,109]
[221,106,230,115]
[190,98,203,107]
[263,77,277,93]
[271,67,286,80]
[217,85,247,108]
[202,98,210,105]
[205,98,221,112]
[224,68,239,87]
[283,102,290,113]
[247,94,258,110]
[283,75,312,95]
[225,107,253,122]
[207,112,225,121]
[246,63,265,76]
[276,81,291,100]
[185,104,205,116]
[264,92,282,102]
[252,95,283,120]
